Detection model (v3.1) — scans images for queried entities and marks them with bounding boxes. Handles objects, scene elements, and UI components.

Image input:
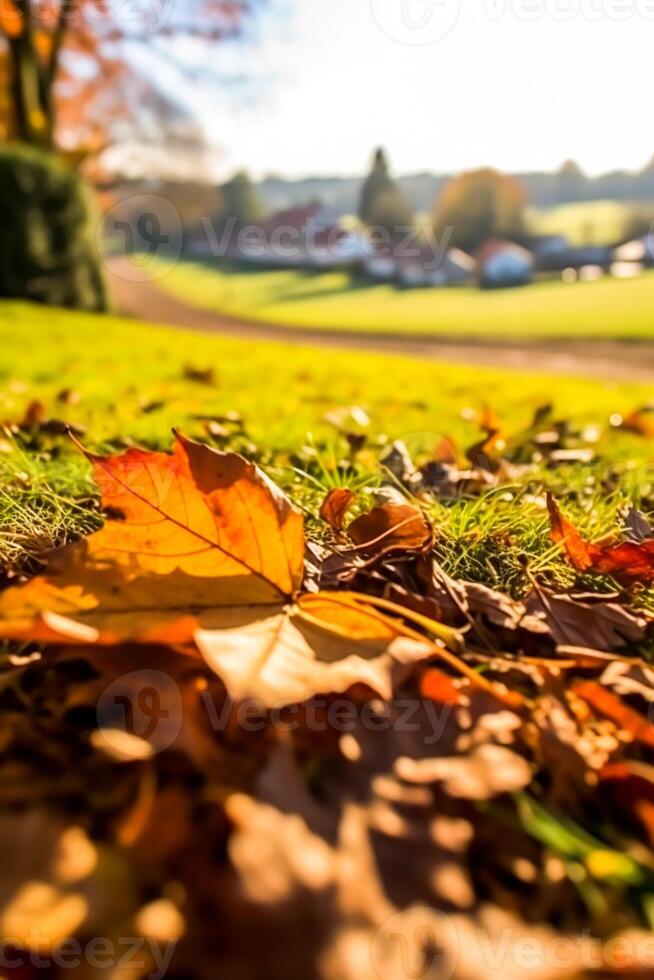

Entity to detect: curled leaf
[319,488,356,535]
[348,503,433,558]
[546,494,593,572]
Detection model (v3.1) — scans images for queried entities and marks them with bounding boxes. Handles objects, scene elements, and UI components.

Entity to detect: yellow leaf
[0,434,304,643]
[0,437,463,707]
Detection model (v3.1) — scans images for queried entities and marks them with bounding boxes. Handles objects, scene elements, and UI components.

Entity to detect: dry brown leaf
[395,744,532,800]
[183,364,216,385]
[600,661,654,702]
[414,559,529,630]
[524,587,648,650]
[624,505,654,542]
[348,503,433,557]
[0,812,135,954]
[599,761,654,847]
[590,539,654,584]
[319,488,356,535]
[195,592,439,708]
[226,793,335,903]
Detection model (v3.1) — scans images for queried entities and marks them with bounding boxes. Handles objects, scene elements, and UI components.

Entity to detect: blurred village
[102,148,654,291]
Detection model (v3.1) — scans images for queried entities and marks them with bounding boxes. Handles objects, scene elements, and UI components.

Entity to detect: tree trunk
[6,15,52,147]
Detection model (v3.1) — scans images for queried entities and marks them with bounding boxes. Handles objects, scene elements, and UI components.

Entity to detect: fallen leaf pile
[3,429,654,979]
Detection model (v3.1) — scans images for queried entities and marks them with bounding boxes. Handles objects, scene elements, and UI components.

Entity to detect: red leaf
[572,681,654,749]
[419,668,462,705]
[548,494,654,584]
[599,761,654,847]
[589,540,654,584]
[546,494,593,571]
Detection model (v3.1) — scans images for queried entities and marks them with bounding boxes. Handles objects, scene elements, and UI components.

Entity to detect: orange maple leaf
[0,434,473,708]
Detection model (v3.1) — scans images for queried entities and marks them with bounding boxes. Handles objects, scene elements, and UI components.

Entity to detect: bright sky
[187,0,654,179]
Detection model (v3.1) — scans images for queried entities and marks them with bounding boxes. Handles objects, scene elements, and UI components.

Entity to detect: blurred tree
[158,180,222,236]
[0,143,106,309]
[0,0,266,162]
[622,205,654,243]
[358,148,413,232]
[220,170,265,228]
[433,168,527,253]
[555,159,586,203]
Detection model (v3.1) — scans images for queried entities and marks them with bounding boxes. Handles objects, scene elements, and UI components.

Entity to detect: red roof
[264,204,322,232]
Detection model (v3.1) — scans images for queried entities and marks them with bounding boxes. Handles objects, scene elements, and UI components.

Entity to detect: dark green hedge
[0,144,107,311]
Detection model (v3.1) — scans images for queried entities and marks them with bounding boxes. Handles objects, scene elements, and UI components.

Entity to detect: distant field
[526,199,637,246]
[155,260,654,339]
[4,299,649,449]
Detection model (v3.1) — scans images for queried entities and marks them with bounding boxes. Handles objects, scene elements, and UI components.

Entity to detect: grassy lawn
[526,199,635,246]
[2,298,654,596]
[8,296,654,946]
[154,259,654,339]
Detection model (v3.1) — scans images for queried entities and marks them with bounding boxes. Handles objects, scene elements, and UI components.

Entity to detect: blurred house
[364,251,396,280]
[362,234,402,279]
[536,242,612,274]
[395,247,476,287]
[477,241,534,288]
[363,240,475,286]
[529,234,570,266]
[308,224,371,268]
[238,204,369,268]
[612,233,654,271]
[187,202,369,268]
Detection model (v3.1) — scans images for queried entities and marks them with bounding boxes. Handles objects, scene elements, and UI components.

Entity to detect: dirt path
[107,259,654,381]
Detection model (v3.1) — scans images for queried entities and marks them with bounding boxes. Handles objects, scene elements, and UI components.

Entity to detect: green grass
[1,299,654,593]
[526,199,634,246]
[154,260,654,340]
